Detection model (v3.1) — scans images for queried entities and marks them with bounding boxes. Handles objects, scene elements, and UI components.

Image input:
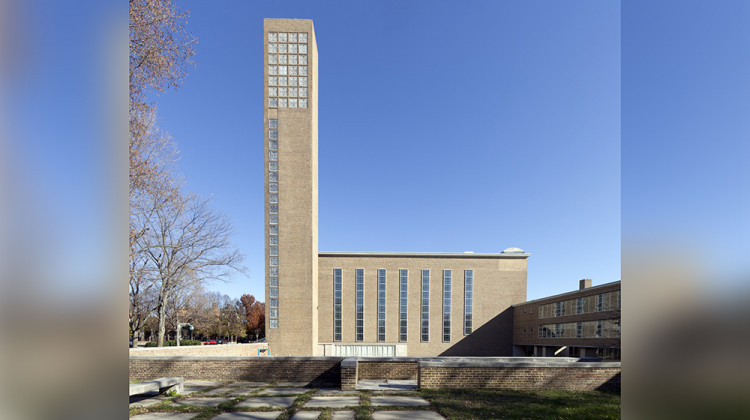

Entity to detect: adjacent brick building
[512,280,621,359]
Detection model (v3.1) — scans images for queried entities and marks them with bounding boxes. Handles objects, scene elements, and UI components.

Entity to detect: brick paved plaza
[130,380,444,419]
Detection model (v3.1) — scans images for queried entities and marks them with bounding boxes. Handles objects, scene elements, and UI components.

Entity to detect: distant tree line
[135,289,265,344]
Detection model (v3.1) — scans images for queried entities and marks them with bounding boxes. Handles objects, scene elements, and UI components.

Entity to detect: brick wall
[418,361,620,392]
[358,361,418,380]
[130,357,342,387]
[129,343,268,357]
[130,356,620,392]
[340,358,357,391]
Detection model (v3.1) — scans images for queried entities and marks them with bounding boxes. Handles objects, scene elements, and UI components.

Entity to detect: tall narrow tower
[264,19,319,356]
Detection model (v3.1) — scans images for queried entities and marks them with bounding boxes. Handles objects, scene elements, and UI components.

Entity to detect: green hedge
[144,339,202,347]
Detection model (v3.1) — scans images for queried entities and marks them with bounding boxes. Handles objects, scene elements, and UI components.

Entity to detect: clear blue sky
[16,1,749,308]
[151,0,621,301]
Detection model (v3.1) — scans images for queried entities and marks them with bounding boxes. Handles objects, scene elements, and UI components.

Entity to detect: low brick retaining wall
[129,343,268,357]
[418,358,620,392]
[130,356,620,392]
[129,357,343,387]
[357,358,419,380]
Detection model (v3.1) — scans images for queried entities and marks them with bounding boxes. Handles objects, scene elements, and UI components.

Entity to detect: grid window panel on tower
[355,269,364,341]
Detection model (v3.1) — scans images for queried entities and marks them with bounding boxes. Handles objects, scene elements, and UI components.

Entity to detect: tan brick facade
[264,19,319,356]
[317,253,528,356]
[262,19,529,357]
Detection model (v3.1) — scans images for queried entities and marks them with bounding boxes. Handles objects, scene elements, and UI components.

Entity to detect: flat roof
[319,251,530,259]
[512,280,621,307]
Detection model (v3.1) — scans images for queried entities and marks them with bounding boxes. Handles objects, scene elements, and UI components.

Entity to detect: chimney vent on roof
[579,279,592,290]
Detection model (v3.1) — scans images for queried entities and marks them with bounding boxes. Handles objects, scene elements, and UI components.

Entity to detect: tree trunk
[131,327,141,348]
[157,301,167,347]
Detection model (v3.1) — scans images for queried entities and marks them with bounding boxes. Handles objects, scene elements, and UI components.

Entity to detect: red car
[202,340,218,345]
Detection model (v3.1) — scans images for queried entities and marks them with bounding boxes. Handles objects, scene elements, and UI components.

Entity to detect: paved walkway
[130,380,444,419]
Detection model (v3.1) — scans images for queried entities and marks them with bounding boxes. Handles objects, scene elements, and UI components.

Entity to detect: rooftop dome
[501,247,525,253]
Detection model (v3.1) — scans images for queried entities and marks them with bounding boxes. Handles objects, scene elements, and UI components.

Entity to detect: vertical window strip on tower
[377,269,386,342]
[464,269,473,334]
[333,269,342,341]
[399,269,408,342]
[421,269,430,342]
[268,118,279,329]
[355,269,365,341]
[443,269,451,342]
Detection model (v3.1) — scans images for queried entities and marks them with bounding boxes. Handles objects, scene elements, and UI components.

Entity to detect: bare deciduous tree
[129,0,195,347]
[136,194,243,346]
